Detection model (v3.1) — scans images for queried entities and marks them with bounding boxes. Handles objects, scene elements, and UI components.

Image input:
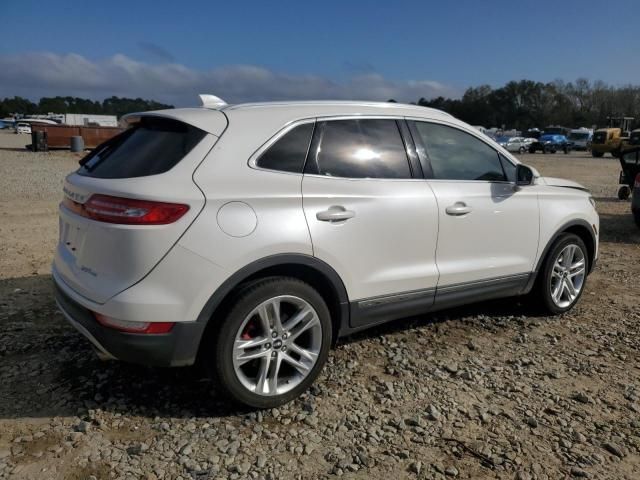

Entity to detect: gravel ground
[0,131,639,480]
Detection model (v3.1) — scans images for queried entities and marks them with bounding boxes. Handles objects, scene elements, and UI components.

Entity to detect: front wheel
[535,233,588,315]
[213,277,332,408]
[519,146,526,154]
[592,150,604,158]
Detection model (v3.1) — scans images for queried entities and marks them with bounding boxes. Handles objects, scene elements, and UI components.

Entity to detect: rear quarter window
[78,117,206,179]
[256,122,314,173]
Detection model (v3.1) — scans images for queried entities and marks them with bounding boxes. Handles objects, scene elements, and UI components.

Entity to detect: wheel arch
[195,254,350,359]
[524,219,597,293]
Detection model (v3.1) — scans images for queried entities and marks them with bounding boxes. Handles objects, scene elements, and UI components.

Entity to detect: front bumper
[54,279,205,367]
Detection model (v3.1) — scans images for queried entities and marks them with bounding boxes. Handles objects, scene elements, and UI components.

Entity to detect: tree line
[0,96,173,119]
[415,79,640,131]
[3,78,639,129]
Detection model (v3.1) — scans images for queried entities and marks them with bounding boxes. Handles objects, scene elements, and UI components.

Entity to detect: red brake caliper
[241,319,258,340]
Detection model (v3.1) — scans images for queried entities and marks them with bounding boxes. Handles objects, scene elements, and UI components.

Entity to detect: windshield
[569,132,589,140]
[540,134,556,142]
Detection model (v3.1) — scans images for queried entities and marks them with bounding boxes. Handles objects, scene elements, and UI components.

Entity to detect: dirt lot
[0,130,639,480]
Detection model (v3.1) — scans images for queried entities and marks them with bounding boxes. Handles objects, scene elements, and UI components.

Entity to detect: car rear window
[78,117,207,179]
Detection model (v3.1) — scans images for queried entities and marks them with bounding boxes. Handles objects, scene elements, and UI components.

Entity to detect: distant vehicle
[497,136,534,153]
[591,117,634,157]
[618,147,640,202]
[15,122,31,134]
[529,134,572,154]
[620,148,640,226]
[568,129,593,151]
[544,126,571,136]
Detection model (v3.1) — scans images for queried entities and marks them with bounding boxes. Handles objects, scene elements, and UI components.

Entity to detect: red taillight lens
[94,313,174,334]
[635,173,640,188]
[63,194,189,225]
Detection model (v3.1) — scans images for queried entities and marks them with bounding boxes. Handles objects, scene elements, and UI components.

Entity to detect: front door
[409,120,539,305]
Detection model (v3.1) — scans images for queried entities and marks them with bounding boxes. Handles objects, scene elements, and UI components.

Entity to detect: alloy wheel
[232,295,322,396]
[550,244,586,308]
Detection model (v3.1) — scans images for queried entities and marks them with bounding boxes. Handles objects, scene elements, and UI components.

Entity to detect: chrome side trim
[358,288,436,309]
[436,273,531,293]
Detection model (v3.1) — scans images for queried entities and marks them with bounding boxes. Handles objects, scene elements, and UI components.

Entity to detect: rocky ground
[0,131,638,479]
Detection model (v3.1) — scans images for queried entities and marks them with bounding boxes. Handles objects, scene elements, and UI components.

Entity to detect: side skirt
[340,273,531,337]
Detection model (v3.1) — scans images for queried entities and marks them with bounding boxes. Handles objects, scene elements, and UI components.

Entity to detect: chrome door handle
[445,202,472,216]
[316,206,356,222]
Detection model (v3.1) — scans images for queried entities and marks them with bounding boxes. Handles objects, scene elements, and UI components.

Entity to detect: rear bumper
[54,278,205,367]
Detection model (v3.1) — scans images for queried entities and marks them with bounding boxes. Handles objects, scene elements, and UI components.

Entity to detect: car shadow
[0,274,545,420]
[338,295,540,347]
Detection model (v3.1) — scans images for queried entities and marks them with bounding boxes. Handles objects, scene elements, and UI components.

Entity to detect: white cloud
[0,52,459,106]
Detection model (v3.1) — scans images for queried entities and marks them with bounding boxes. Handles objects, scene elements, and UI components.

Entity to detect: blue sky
[1,0,638,105]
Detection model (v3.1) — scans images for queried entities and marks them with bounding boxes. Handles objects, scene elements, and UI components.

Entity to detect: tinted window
[412,122,506,181]
[256,123,314,173]
[306,119,411,179]
[499,154,517,182]
[79,117,206,179]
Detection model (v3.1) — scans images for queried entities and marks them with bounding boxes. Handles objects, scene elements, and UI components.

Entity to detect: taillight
[94,313,174,334]
[635,173,640,188]
[63,194,189,225]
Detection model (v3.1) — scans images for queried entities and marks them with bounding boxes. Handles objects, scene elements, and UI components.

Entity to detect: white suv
[53,98,599,407]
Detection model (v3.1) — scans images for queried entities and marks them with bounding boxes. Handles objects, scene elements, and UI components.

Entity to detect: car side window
[305,119,411,179]
[412,122,507,181]
[256,122,314,173]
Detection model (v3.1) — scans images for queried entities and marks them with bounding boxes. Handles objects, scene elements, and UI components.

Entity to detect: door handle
[316,206,356,222]
[445,202,472,216]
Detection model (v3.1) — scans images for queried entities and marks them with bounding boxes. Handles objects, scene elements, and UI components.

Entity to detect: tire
[519,146,526,154]
[213,277,332,408]
[529,147,536,154]
[535,233,589,315]
[563,146,570,154]
[592,150,604,158]
[618,186,631,200]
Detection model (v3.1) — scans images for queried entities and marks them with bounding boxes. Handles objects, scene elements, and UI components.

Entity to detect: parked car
[529,134,572,154]
[498,136,534,153]
[53,99,599,408]
[15,122,31,134]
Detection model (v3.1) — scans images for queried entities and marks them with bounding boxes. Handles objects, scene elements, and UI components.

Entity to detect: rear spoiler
[122,108,228,137]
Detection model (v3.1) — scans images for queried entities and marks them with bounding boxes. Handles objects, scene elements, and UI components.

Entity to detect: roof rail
[199,94,227,109]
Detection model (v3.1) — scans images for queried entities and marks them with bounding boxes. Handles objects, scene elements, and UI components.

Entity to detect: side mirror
[516,164,535,186]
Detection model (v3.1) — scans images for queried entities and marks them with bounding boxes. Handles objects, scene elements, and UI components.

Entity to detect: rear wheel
[592,150,604,158]
[519,146,526,154]
[213,277,332,408]
[535,233,588,315]
[618,186,631,200]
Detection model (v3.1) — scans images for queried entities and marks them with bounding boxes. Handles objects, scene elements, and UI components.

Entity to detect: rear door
[54,115,223,304]
[408,120,539,304]
[301,118,439,327]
